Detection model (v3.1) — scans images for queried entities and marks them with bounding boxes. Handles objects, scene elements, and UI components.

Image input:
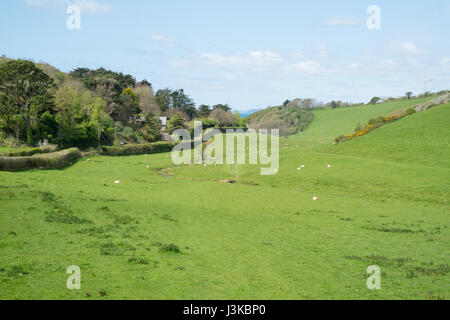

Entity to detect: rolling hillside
[246,104,313,136]
[0,98,448,299]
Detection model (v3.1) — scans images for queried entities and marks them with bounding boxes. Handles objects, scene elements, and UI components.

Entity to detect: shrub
[405,108,417,116]
[0,148,81,171]
[215,127,249,133]
[127,257,149,265]
[334,134,346,144]
[368,116,385,126]
[167,112,185,134]
[159,243,181,253]
[100,242,136,256]
[100,141,179,156]
[1,145,58,157]
[190,118,219,129]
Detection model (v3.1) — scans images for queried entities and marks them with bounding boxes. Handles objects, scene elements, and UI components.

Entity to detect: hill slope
[0,98,448,299]
[246,105,313,135]
[298,98,432,145]
[321,102,450,168]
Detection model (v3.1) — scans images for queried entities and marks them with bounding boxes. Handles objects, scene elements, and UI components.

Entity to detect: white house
[159,117,168,126]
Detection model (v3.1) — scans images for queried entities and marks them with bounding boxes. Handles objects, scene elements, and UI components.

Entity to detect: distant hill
[237,109,263,118]
[246,105,313,136]
[1,57,65,83]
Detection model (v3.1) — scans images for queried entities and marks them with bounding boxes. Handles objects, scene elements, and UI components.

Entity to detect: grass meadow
[0,98,448,299]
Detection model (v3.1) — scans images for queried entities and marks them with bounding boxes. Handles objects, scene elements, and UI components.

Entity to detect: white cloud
[167,57,188,68]
[324,16,362,26]
[290,61,321,74]
[224,74,237,81]
[73,1,111,15]
[350,63,359,69]
[200,51,282,67]
[382,58,396,66]
[387,41,421,55]
[290,51,305,59]
[26,0,51,5]
[316,43,328,58]
[25,0,112,15]
[441,58,450,68]
[152,35,177,47]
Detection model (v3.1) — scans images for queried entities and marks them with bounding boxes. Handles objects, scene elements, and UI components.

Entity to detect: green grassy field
[0,98,448,300]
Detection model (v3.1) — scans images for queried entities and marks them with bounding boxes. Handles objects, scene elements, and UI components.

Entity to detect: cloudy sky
[1,0,449,110]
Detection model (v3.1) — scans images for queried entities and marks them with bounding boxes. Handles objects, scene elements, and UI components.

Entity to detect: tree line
[0,59,244,148]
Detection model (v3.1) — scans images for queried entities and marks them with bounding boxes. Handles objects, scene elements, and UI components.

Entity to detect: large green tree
[213,104,232,112]
[154,88,173,111]
[0,60,55,144]
[369,97,381,105]
[55,86,113,148]
[198,104,211,117]
[139,115,161,142]
[167,112,185,134]
[171,89,197,119]
[0,94,15,136]
[155,88,197,119]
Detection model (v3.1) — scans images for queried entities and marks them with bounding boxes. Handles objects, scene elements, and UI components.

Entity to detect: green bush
[167,113,185,134]
[334,134,346,144]
[215,127,248,133]
[0,148,81,171]
[405,108,417,116]
[159,243,180,253]
[189,118,220,129]
[1,145,58,157]
[101,141,178,156]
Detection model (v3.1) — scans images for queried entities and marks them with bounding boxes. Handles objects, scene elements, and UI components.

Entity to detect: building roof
[159,117,168,126]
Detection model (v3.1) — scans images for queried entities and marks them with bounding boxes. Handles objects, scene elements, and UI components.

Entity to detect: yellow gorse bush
[335,110,410,144]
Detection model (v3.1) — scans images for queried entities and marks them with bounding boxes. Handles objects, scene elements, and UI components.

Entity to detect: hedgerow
[0,148,81,171]
[100,141,179,156]
[1,145,58,157]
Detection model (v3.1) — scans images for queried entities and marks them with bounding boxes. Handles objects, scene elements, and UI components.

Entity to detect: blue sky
[1,0,449,111]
